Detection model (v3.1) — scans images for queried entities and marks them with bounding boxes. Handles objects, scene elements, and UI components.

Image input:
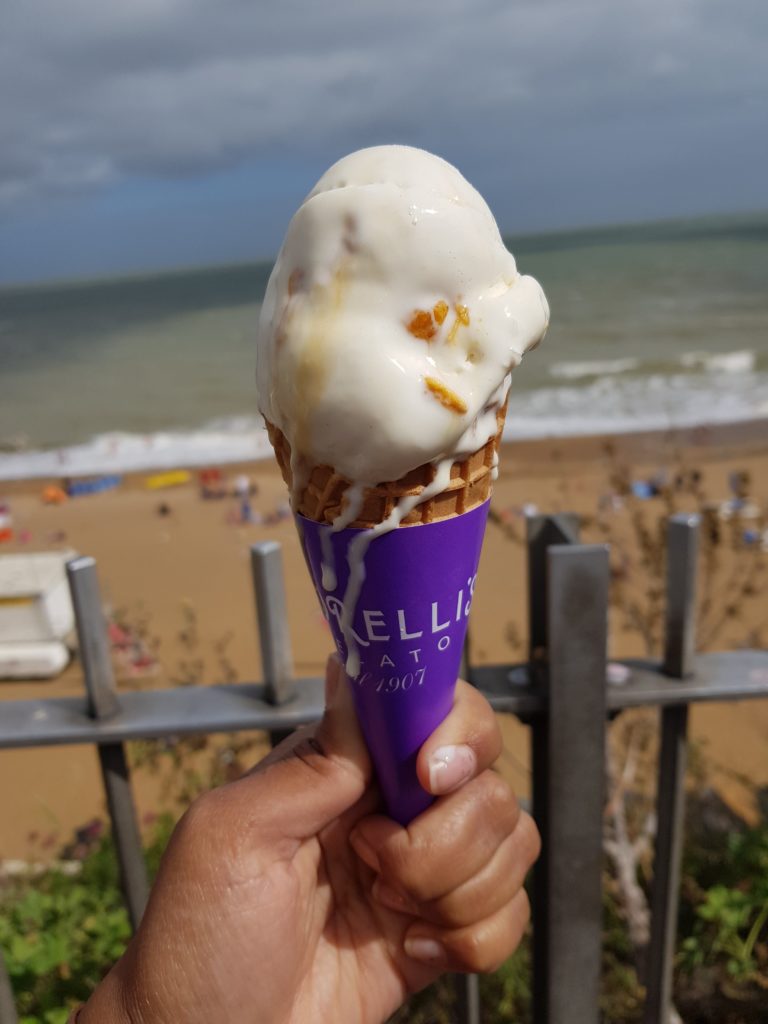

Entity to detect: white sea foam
[0,419,274,481]
[549,357,639,379]
[503,372,768,440]
[679,349,755,374]
[2,372,767,481]
[549,350,757,381]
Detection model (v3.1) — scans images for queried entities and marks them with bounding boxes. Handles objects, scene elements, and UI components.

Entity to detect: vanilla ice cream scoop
[256,145,549,489]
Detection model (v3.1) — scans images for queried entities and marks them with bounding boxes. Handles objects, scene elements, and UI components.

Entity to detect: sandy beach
[1,421,767,859]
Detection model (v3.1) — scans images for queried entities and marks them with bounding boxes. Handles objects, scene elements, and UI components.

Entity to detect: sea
[1,213,767,480]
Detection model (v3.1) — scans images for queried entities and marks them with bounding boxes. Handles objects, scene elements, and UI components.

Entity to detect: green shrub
[4,815,768,1022]
[680,827,768,985]
[0,815,174,1023]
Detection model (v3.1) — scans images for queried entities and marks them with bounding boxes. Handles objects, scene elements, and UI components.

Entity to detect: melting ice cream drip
[320,481,365,592]
[326,378,511,676]
[337,458,454,678]
[288,448,310,514]
[320,535,336,592]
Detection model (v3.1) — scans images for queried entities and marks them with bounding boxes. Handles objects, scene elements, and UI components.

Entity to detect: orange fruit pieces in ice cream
[425,376,468,414]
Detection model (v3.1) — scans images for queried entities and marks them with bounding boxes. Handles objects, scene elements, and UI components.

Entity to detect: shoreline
[502,415,768,467]
[1,414,767,489]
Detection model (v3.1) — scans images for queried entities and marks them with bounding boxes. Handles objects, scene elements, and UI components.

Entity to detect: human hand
[80,655,539,1024]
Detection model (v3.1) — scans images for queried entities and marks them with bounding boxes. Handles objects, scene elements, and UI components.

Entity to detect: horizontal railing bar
[611,651,768,707]
[473,650,768,712]
[1,650,766,751]
[0,679,325,750]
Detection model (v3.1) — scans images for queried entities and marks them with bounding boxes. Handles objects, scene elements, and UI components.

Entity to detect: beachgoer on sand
[234,473,253,522]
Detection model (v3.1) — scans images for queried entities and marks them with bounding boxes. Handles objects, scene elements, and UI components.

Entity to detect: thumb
[245,654,372,839]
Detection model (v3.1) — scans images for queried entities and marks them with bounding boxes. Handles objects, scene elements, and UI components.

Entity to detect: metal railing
[1,514,767,1023]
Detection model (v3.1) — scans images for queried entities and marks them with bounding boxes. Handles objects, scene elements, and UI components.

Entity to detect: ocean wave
[549,357,640,379]
[1,373,767,480]
[0,421,274,481]
[504,371,768,440]
[548,349,756,381]
[679,349,755,374]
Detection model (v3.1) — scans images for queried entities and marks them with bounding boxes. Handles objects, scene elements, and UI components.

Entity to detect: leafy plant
[0,816,174,1022]
[680,828,768,986]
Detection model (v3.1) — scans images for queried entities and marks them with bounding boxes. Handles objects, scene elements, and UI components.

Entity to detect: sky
[1,0,767,284]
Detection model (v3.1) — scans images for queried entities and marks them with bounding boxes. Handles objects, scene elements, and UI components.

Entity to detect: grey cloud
[1,0,767,207]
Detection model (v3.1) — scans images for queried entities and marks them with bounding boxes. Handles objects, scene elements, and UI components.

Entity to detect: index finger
[416,679,502,796]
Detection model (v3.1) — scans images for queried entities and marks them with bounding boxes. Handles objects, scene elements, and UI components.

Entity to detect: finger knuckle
[510,892,531,951]
[514,888,531,930]
[288,736,336,781]
[381,832,442,900]
[468,720,503,768]
[453,891,531,973]
[481,771,516,820]
[378,837,421,891]
[518,812,542,866]
[426,891,469,929]
[431,888,487,930]
[452,929,505,975]
[463,684,500,734]
[475,704,503,760]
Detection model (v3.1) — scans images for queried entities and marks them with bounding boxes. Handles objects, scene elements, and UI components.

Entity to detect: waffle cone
[265,402,506,529]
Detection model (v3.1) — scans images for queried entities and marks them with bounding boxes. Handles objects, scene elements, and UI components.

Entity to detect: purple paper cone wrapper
[298,500,490,825]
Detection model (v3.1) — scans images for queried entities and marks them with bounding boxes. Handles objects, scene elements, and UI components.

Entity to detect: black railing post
[251,542,297,746]
[454,973,481,1024]
[526,513,580,1022]
[250,542,296,705]
[545,544,609,1024]
[67,557,149,932]
[527,514,580,659]
[0,950,18,1024]
[643,514,699,1024]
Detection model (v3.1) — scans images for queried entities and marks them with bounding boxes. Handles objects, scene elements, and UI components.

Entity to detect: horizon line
[2,205,767,293]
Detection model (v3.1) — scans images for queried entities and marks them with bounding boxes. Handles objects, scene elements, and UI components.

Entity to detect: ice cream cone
[265,401,505,528]
[265,405,505,823]
[256,146,549,823]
